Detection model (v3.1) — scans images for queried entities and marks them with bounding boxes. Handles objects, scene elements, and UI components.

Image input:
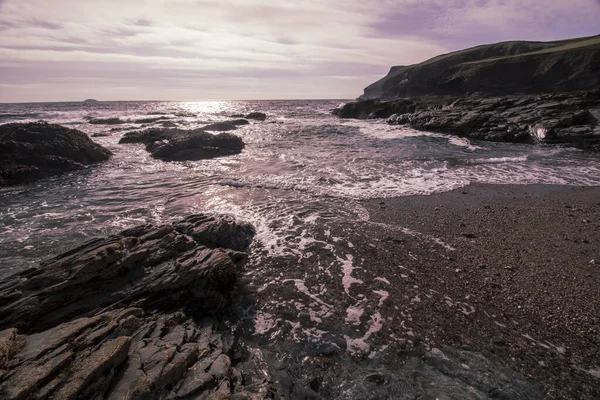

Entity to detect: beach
[359,184,600,399]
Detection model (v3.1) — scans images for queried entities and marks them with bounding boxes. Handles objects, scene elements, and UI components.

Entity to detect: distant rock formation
[0,122,112,186]
[334,91,600,151]
[119,128,244,161]
[82,99,100,105]
[335,35,600,150]
[361,35,600,100]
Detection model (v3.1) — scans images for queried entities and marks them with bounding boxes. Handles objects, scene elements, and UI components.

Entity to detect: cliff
[361,35,600,100]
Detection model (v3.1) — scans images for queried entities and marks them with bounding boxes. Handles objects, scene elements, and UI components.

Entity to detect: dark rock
[82,99,99,105]
[245,112,267,121]
[201,122,238,131]
[0,214,268,400]
[338,91,600,150]
[0,214,254,333]
[229,119,250,126]
[333,99,416,119]
[91,132,110,137]
[361,34,600,100]
[88,117,125,125]
[0,122,112,186]
[149,132,244,161]
[119,128,245,161]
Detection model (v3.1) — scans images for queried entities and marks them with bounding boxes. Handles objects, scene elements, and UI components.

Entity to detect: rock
[229,119,250,126]
[0,214,272,399]
[360,34,600,100]
[0,122,112,186]
[0,214,254,334]
[343,347,543,399]
[88,117,125,125]
[201,122,238,131]
[336,91,600,150]
[119,128,245,161]
[244,112,267,121]
[333,99,416,119]
[82,99,99,105]
[149,132,244,161]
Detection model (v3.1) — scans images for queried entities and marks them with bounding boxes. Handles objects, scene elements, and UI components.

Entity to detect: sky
[0,0,599,102]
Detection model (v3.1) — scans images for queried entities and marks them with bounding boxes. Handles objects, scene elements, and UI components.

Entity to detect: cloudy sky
[0,0,599,102]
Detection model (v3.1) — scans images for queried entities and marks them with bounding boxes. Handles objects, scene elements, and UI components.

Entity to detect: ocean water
[1,100,600,369]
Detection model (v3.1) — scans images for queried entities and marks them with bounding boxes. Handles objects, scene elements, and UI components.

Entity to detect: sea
[1,100,600,387]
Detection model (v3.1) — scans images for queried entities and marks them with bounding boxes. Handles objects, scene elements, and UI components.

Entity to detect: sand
[358,183,600,399]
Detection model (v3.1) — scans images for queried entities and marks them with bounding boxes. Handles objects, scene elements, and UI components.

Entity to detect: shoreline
[358,183,600,399]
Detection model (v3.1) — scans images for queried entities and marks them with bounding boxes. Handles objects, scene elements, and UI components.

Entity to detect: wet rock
[0,214,254,333]
[0,214,268,399]
[88,117,125,125]
[245,112,267,121]
[0,122,112,186]
[119,127,245,161]
[202,122,239,131]
[337,91,600,150]
[344,347,543,399]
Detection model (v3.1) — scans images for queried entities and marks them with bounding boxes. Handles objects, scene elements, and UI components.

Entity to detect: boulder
[0,122,112,186]
[245,112,267,121]
[119,128,245,161]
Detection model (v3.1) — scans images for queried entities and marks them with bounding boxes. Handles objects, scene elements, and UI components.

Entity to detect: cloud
[0,0,599,101]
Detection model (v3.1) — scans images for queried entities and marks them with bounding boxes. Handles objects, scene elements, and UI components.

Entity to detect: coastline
[359,183,600,399]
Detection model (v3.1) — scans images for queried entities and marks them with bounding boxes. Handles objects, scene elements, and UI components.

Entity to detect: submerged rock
[0,122,112,186]
[119,127,244,161]
[0,214,262,399]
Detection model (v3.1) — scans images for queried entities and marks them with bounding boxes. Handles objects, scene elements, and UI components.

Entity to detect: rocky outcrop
[389,92,600,149]
[361,35,600,100]
[119,128,245,161]
[0,122,112,186]
[0,214,264,400]
[335,91,600,150]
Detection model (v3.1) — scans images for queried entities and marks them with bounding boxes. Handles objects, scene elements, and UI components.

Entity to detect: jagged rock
[0,122,112,186]
[0,308,256,400]
[245,112,267,121]
[0,214,266,399]
[333,99,416,119]
[0,214,254,333]
[338,91,600,150]
[119,128,245,161]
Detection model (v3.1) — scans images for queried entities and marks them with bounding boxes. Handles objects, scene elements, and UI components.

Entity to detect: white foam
[374,277,390,285]
[254,312,277,335]
[339,254,363,295]
[345,306,364,326]
[373,290,389,306]
[344,312,384,356]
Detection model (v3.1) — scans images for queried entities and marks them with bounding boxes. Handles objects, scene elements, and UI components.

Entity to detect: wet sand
[360,184,600,399]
